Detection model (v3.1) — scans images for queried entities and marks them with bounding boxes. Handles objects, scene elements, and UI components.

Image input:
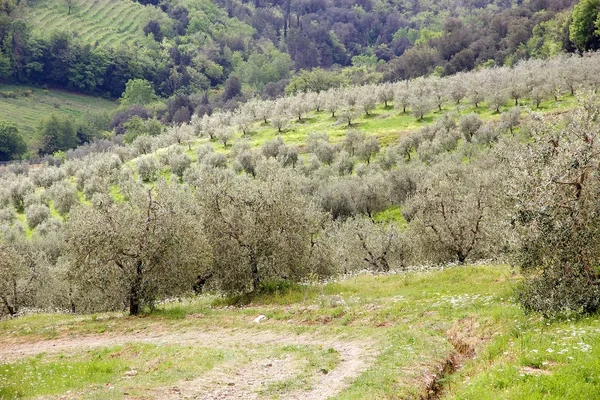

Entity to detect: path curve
[0,328,376,399]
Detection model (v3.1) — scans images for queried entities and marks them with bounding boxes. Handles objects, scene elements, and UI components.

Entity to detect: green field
[26,0,166,48]
[1,265,599,399]
[0,84,117,143]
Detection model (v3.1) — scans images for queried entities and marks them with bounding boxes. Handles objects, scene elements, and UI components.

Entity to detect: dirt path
[0,328,376,399]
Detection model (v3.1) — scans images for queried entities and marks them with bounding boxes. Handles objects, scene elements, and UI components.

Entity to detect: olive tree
[197,163,328,294]
[0,240,39,316]
[65,182,206,315]
[510,99,600,316]
[405,156,507,264]
[459,113,483,142]
[328,217,408,273]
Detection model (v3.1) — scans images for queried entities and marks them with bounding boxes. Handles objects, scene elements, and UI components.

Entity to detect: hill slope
[0,84,117,144]
[27,0,166,48]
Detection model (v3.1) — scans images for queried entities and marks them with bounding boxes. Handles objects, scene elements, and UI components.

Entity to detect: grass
[2,265,600,398]
[0,343,230,398]
[26,0,164,48]
[184,94,579,161]
[0,84,117,143]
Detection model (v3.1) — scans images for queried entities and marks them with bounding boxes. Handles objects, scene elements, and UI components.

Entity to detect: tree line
[0,0,588,102]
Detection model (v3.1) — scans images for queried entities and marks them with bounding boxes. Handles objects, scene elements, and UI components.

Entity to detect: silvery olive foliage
[65,181,207,315]
[196,161,330,294]
[404,155,509,264]
[3,54,600,318]
[507,94,600,316]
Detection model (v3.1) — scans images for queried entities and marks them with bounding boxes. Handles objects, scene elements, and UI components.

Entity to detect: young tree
[459,113,483,142]
[65,0,74,15]
[216,127,234,147]
[233,110,254,136]
[394,82,411,113]
[378,83,394,108]
[358,136,380,164]
[271,102,290,133]
[343,129,365,157]
[339,106,359,127]
[358,91,378,116]
[289,94,311,122]
[447,75,467,105]
[325,90,343,118]
[500,106,521,135]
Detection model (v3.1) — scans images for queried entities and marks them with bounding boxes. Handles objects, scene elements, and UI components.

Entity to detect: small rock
[253,315,267,323]
[228,382,235,386]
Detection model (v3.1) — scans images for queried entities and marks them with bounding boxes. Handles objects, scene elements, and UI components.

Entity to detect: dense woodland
[1,51,600,318]
[0,0,590,103]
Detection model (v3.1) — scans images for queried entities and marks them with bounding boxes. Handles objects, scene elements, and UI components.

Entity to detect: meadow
[0,84,117,144]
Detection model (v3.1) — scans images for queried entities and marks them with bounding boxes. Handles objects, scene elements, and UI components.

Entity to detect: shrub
[169,152,192,178]
[49,181,78,215]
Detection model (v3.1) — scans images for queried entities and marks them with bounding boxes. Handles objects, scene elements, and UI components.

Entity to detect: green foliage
[120,79,158,106]
[0,120,26,161]
[38,114,79,155]
[0,84,117,145]
[65,182,207,315]
[285,68,347,95]
[512,98,600,317]
[570,0,600,50]
[234,46,293,92]
[123,117,162,144]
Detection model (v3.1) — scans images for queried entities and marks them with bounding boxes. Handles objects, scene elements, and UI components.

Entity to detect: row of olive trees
[2,62,600,318]
[189,53,600,139]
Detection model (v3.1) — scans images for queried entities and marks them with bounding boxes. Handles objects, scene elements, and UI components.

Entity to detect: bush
[168,152,191,178]
[49,181,78,215]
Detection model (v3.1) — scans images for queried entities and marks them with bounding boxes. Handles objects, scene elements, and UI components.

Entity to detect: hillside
[0,0,583,103]
[26,0,164,48]
[2,265,600,399]
[0,84,117,144]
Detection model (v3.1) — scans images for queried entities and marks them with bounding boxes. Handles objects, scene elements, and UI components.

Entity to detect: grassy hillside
[1,265,600,399]
[183,95,577,160]
[26,0,165,48]
[0,84,117,144]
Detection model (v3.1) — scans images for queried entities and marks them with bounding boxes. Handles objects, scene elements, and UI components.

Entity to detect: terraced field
[27,0,168,48]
